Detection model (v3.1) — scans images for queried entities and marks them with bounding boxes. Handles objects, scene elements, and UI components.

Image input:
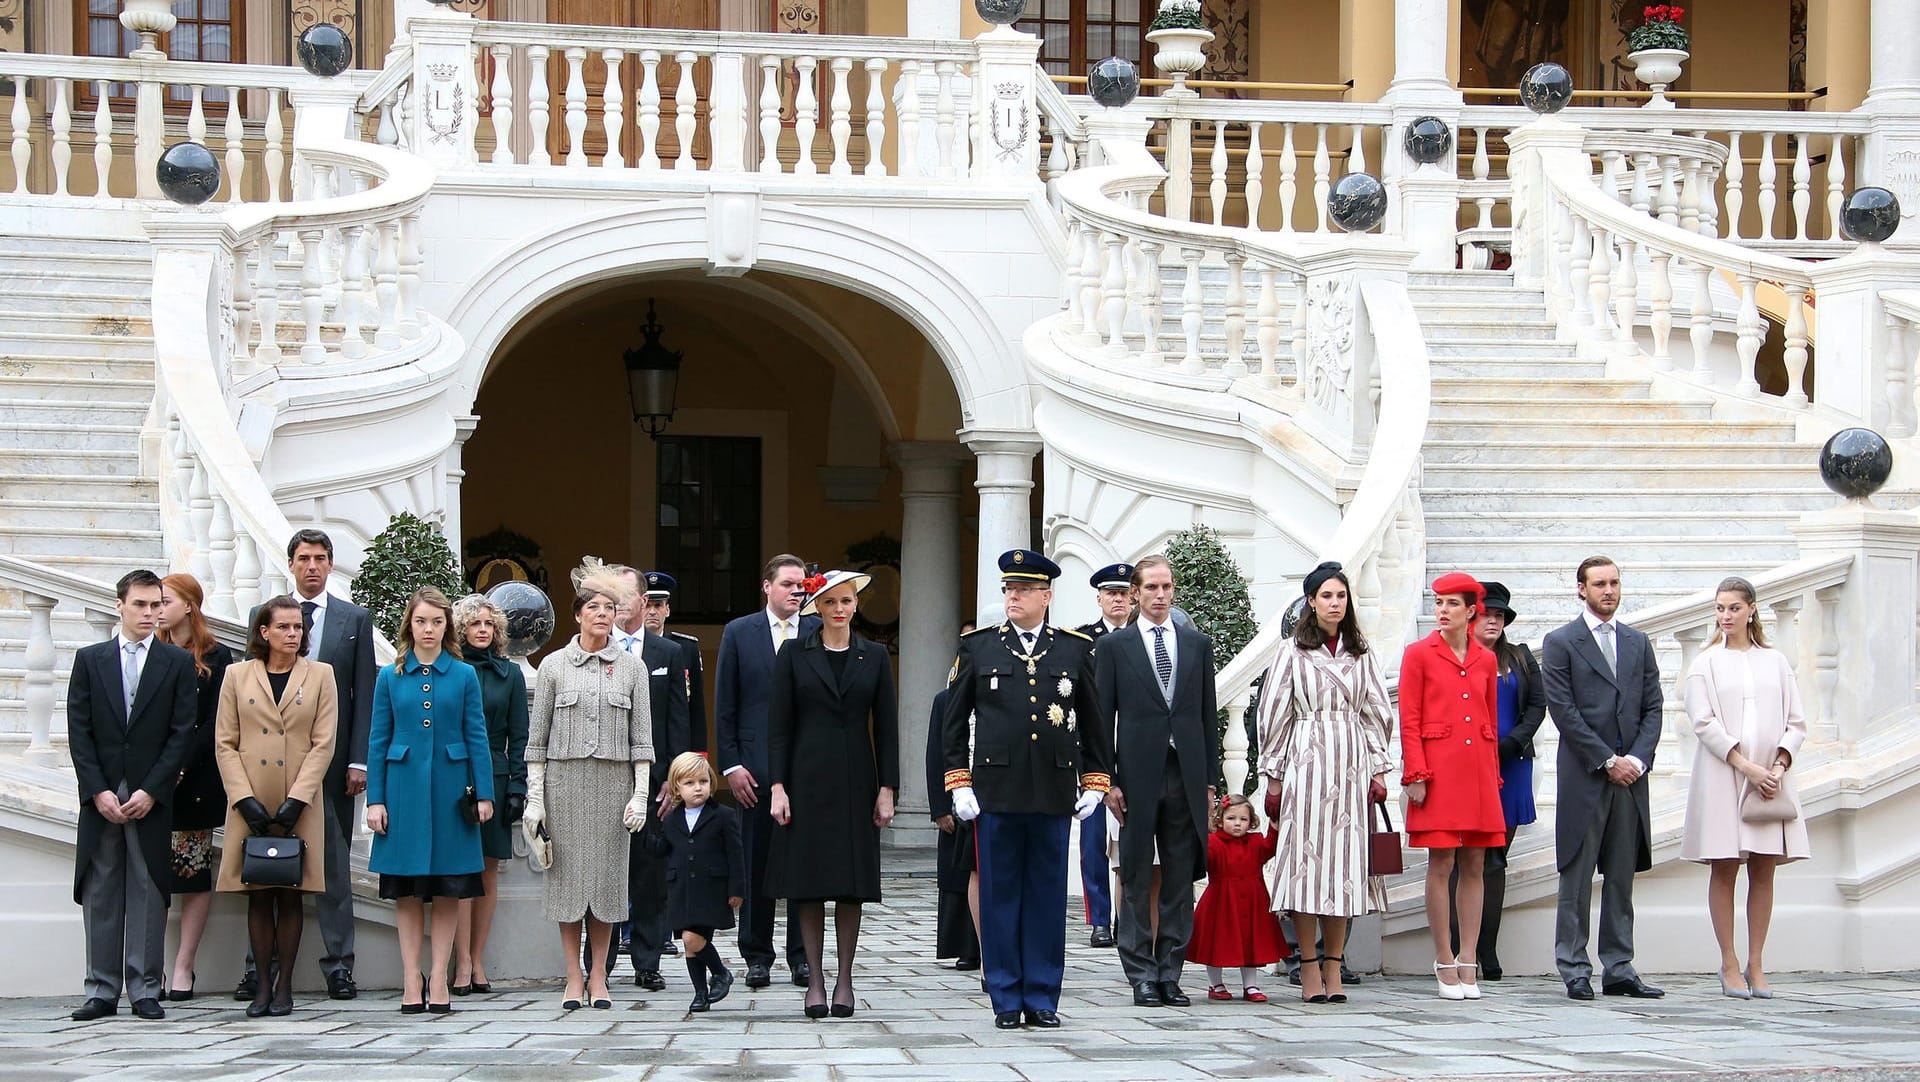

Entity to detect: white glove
[951,786,980,822]
[622,761,651,833]
[1073,790,1103,821]
[521,761,547,851]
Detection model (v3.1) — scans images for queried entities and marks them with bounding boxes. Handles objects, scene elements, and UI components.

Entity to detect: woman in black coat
[766,570,899,1019]
[157,573,233,1001]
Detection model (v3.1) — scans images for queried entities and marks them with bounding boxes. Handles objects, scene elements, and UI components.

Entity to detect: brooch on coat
[1056,676,1074,698]
[1048,703,1065,728]
[1066,709,1078,732]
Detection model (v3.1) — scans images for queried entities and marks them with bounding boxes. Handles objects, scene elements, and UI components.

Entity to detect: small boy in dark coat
[646,752,745,1012]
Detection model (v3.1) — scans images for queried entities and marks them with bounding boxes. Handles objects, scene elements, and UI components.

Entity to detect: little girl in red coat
[1187,794,1289,1002]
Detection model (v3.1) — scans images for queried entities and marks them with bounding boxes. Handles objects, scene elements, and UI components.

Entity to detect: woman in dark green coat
[452,593,529,995]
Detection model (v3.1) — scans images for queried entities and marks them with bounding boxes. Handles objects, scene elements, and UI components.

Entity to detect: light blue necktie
[122,640,143,715]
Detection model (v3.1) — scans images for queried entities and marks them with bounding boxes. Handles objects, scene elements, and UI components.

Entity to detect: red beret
[1431,571,1484,602]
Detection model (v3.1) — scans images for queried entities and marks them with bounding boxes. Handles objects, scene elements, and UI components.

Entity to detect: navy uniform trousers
[1079,806,1111,929]
[976,811,1071,1015]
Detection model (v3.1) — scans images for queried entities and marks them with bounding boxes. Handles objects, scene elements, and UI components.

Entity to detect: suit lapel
[315,596,344,663]
[1569,620,1622,688]
[98,642,130,728]
[1117,628,1164,707]
[798,638,840,702]
[1170,626,1203,711]
[126,643,162,724]
[837,641,867,698]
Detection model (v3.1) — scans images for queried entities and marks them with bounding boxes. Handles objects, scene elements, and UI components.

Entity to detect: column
[1858,0,1920,217]
[890,441,970,848]
[445,414,479,551]
[1868,0,1920,102]
[961,428,1041,617]
[1387,0,1451,96]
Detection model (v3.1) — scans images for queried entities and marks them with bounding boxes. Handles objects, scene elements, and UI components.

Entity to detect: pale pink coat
[1680,644,1811,863]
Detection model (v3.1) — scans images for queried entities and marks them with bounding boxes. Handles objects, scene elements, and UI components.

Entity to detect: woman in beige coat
[215,595,337,1017]
[1681,576,1808,1001]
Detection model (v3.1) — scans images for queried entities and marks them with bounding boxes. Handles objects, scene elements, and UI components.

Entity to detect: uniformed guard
[943,549,1111,1030]
[1073,562,1134,950]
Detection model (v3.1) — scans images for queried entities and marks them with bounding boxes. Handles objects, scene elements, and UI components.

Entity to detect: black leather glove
[505,792,527,825]
[272,797,306,830]
[1497,737,1521,765]
[235,796,272,834]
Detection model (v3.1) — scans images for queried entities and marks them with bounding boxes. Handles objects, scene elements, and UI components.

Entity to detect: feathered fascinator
[571,556,638,607]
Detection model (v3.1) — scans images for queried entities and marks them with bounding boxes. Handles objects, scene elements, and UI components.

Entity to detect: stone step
[0,331,155,360]
[1429,358,1610,379]
[1427,417,1795,442]
[1422,438,1812,465]
[1421,460,1833,489]
[0,268,154,294]
[1422,508,1806,539]
[1432,377,1651,399]
[0,310,153,337]
[1426,533,1800,561]
[0,290,151,316]
[1420,485,1834,514]
[0,422,143,452]
[0,525,164,559]
[0,235,152,257]
[1422,555,1803,591]
[0,473,157,501]
[0,552,164,578]
[0,446,143,476]
[1409,300,1552,322]
[1408,270,1516,287]
[1430,395,1711,420]
[1417,318,1560,341]
[0,397,148,425]
[0,498,161,532]
[0,375,153,404]
[1427,339,1583,358]
[0,355,153,383]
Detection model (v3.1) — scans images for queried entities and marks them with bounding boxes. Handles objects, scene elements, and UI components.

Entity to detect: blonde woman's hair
[663,751,718,806]
[1706,575,1770,649]
[452,593,509,657]
[392,586,463,671]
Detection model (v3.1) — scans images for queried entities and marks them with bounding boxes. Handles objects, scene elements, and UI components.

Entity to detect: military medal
[1057,676,1073,698]
[990,676,999,690]
[1047,704,1065,727]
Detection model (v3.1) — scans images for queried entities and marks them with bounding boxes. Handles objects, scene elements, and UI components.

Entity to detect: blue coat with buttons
[367,651,494,877]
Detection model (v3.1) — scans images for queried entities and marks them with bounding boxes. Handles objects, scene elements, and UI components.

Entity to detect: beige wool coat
[1680,644,1811,863]
[213,658,338,892]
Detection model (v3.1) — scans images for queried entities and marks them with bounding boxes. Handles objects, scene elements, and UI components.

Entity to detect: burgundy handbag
[1368,799,1404,876]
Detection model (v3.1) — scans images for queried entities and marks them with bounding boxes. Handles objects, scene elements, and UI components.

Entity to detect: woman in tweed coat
[524,559,653,1010]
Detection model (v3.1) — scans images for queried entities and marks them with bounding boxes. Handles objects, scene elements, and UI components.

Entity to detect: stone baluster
[602,48,626,169]
[1165,114,1194,224]
[1349,123,1367,176]
[1244,122,1264,228]
[1756,132,1777,240]
[1670,625,1710,775]
[1567,216,1593,331]
[864,58,889,177]
[9,78,29,194]
[637,50,662,170]
[1290,271,1309,389]
[896,60,919,180]
[1356,548,1383,639]
[1077,223,1103,347]
[1769,595,1804,684]
[934,60,957,179]
[1613,237,1637,347]
[1222,251,1249,377]
[207,494,237,618]
[1629,152,1652,215]
[1792,133,1812,240]
[1695,152,1721,238]
[224,91,246,201]
[1472,127,1493,229]
[1220,696,1251,797]
[233,531,263,617]
[1100,231,1128,357]
[187,462,215,586]
[1655,154,1679,227]
[1734,274,1762,396]
[1688,261,1714,381]
[1886,315,1917,436]
[527,46,552,167]
[490,43,516,165]
[1781,285,1810,409]
[1311,124,1331,232]
[673,52,697,171]
[562,48,589,166]
[1255,262,1280,381]
[339,223,369,359]
[231,242,256,374]
[298,228,327,363]
[253,234,284,364]
[94,82,114,197]
[1059,220,1086,335]
[1677,156,1700,234]
[399,211,424,339]
[1722,131,1744,238]
[1179,248,1205,373]
[21,592,57,760]
[374,218,401,349]
[1813,584,1842,742]
[48,79,72,196]
[1648,251,1674,369]
[1827,133,1848,240]
[758,55,783,174]
[1600,148,1623,202]
[1278,123,1298,234]
[1209,122,1229,227]
[1138,239,1164,367]
[187,86,207,154]
[264,90,285,202]
[827,58,853,176]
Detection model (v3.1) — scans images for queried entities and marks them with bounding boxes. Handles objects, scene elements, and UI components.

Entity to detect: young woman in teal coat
[366,587,495,1015]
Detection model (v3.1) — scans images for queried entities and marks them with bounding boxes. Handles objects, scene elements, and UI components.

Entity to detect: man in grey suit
[236,529,376,1002]
[1095,557,1217,1009]
[1541,555,1665,1001]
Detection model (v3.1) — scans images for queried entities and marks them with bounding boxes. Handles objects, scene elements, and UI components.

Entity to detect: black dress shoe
[993,1011,1023,1029]
[326,971,357,1000]
[954,955,980,972]
[635,969,666,991]
[469,981,492,994]
[1023,1009,1061,1028]
[131,998,165,1020]
[1132,981,1164,1007]
[1089,926,1115,948]
[248,999,273,1018]
[744,963,771,989]
[688,993,711,1013]
[70,998,117,1021]
[707,968,735,1004]
[1566,977,1595,1000]
[790,961,811,987]
[428,1001,454,1014]
[400,1001,425,1015]
[1603,976,1666,999]
[266,996,292,1018]
[451,984,472,997]
[1158,983,1191,1007]
[1481,968,1503,982]
[234,971,258,1002]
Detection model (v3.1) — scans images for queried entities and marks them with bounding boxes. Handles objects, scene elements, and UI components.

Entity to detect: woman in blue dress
[366,587,495,1015]
[1454,581,1544,981]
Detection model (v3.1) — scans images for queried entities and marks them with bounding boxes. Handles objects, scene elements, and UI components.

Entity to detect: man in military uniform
[641,571,702,961]
[943,550,1111,1030]
[1073,563,1133,950]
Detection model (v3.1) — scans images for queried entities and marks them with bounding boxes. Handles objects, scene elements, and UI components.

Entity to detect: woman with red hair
[1399,572,1504,1001]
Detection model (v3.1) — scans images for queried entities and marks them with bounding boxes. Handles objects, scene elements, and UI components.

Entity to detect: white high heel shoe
[1456,960,1482,1000]
[1434,961,1466,1001]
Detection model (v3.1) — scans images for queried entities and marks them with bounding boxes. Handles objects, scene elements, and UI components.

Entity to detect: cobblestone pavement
[8,876,1920,1081]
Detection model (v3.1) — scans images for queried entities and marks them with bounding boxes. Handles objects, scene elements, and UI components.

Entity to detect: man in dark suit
[238,529,376,1002]
[68,569,198,1021]
[1074,563,1132,950]
[614,567,697,990]
[925,658,981,970]
[642,572,706,751]
[943,549,1111,1030]
[1542,555,1665,1001]
[1094,557,1217,1009]
[714,554,818,988]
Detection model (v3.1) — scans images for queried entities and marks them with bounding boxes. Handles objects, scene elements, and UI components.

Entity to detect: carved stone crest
[1888,148,1920,220]
[423,62,465,146]
[1302,275,1355,416]
[990,80,1030,162]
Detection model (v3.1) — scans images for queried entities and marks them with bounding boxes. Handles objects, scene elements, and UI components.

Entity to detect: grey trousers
[1116,754,1199,987]
[1554,781,1642,984]
[81,783,166,1003]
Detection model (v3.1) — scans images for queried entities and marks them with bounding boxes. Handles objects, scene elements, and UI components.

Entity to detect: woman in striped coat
[1255,562,1394,1004]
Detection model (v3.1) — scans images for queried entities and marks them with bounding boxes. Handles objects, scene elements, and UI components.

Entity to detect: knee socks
[685,956,709,998]
[697,943,724,975]
[1205,965,1262,988]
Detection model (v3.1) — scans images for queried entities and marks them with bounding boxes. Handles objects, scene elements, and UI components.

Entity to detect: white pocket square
[651,667,668,675]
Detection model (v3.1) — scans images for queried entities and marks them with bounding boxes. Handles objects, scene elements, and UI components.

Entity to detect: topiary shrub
[351,511,464,639]
[1165,524,1260,793]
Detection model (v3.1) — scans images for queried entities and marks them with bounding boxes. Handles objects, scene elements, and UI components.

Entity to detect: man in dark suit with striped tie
[1074,563,1133,950]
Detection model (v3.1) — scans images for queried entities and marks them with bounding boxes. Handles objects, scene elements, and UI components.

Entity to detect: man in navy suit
[714,554,818,988]
[1542,555,1665,1001]
[67,569,197,1021]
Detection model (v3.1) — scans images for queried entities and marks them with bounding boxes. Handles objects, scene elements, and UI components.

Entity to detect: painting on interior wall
[0,0,27,93]
[772,0,824,125]
[1202,0,1248,97]
[1461,0,1572,92]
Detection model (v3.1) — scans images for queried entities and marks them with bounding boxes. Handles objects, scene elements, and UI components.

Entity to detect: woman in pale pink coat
[1681,576,1809,1000]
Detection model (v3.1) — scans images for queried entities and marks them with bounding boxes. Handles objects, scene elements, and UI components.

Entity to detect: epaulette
[945,659,959,687]
[669,631,699,642]
[1057,626,1093,642]
[962,624,996,637]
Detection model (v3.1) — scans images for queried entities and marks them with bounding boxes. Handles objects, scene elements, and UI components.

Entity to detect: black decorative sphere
[487,580,556,657]
[296,24,353,78]
[1329,172,1387,233]
[1278,596,1308,639]
[1819,427,1893,500]
[974,0,1026,26]
[1842,186,1900,244]
[1088,56,1140,109]
[1519,62,1574,115]
[1404,116,1453,166]
[156,141,220,205]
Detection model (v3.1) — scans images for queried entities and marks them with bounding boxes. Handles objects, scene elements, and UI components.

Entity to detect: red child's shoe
[1244,987,1269,1003]
[1206,985,1233,1001]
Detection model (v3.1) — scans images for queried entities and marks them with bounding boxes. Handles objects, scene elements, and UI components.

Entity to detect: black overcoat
[646,802,747,932]
[169,643,234,832]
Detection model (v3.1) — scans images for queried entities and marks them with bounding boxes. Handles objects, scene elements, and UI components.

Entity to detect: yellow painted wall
[1683,0,1790,94]
[1807,0,1870,111]
[1251,0,1345,90]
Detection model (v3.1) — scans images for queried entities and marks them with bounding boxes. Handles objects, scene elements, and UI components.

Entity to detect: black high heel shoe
[246,996,272,1018]
[1321,955,1348,1004]
[830,984,855,1019]
[804,987,829,1020]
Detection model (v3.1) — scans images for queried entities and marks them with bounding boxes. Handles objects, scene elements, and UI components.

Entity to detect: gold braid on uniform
[1080,772,1112,793]
[944,768,972,790]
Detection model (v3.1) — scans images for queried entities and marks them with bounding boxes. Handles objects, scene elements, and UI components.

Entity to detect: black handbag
[240,827,304,888]
[459,744,483,825]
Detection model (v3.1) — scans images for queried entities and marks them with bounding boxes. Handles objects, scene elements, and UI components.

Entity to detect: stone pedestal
[1790,506,1920,741]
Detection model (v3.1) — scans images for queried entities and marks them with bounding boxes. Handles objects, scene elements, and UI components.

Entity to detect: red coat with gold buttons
[1397,632,1505,835]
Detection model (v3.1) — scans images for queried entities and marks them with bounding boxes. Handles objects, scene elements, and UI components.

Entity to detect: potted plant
[350,511,465,638]
[1626,4,1689,109]
[1146,0,1213,95]
[1164,524,1259,794]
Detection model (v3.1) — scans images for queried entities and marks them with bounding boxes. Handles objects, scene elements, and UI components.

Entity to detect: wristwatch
[1603,755,1618,771]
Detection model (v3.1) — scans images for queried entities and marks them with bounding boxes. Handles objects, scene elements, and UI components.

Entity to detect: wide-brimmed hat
[800,569,872,615]
[1481,580,1518,623]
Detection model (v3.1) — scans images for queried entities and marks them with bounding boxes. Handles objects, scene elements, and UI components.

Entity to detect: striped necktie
[1152,625,1173,701]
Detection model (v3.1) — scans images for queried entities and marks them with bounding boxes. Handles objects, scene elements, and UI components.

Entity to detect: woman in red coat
[1187,794,1288,1002]
[1400,572,1504,1002]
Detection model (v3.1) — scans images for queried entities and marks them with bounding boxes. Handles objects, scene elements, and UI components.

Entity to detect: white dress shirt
[1138,615,1179,745]
[298,587,329,659]
[683,804,704,832]
[1583,608,1644,774]
[115,631,152,694]
[766,608,798,653]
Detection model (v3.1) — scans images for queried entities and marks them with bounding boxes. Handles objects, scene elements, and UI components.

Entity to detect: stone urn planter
[1146,26,1214,96]
[119,0,178,58]
[1627,47,1688,109]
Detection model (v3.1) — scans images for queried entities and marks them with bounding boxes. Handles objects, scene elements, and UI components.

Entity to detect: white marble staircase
[0,236,163,741]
